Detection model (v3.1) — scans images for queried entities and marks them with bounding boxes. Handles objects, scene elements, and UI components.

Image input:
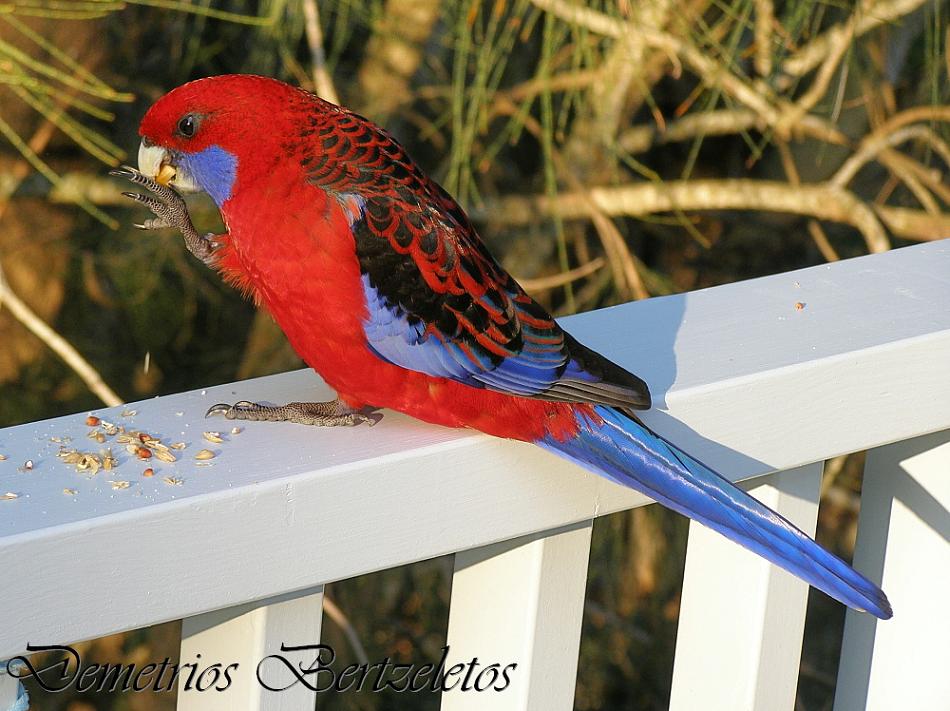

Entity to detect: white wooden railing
[1,240,948,710]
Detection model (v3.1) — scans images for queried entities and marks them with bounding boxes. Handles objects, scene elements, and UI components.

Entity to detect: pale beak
[137,140,200,193]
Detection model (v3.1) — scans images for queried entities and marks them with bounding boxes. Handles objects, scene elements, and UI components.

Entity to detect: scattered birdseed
[170,442,186,450]
[194,449,215,460]
[0,454,7,461]
[230,427,242,435]
[202,431,224,444]
[143,468,154,477]
[58,449,102,475]
[153,449,177,463]
[19,460,33,472]
[86,415,101,427]
[795,302,806,311]
[1,492,19,501]
[63,488,77,496]
[121,410,137,418]
[163,476,183,486]
[109,480,131,490]
[117,431,177,462]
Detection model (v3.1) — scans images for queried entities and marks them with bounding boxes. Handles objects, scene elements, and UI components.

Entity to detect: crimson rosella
[113,74,891,619]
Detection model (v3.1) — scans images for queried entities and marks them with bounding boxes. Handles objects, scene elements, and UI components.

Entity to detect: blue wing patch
[360,275,567,395]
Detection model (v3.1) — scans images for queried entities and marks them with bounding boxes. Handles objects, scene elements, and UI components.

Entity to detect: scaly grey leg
[205,398,380,427]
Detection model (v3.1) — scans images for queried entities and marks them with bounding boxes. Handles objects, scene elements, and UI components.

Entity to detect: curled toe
[205,403,233,418]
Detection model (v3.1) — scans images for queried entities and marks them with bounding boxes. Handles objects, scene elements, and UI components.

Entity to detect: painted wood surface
[1,240,948,660]
[834,430,950,711]
[178,587,325,711]
[442,521,593,711]
[670,463,823,711]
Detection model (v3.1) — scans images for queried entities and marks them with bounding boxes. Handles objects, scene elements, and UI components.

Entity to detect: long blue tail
[541,405,892,619]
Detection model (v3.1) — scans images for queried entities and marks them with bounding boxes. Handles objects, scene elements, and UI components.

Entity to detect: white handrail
[1,241,948,709]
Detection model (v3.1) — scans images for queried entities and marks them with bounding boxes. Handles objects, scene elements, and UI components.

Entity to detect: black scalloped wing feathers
[298,104,650,410]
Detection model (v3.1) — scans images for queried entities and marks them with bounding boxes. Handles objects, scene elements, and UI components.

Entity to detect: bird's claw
[111,165,218,266]
[205,401,255,419]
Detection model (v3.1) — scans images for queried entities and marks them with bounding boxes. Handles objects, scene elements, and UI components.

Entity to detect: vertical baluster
[670,463,823,711]
[0,664,22,710]
[834,430,950,711]
[440,520,593,711]
[177,586,325,711]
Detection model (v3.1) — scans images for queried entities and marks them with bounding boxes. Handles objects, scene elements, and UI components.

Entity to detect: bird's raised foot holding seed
[110,165,219,267]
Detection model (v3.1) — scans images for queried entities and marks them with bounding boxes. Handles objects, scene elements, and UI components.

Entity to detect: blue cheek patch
[180,145,238,206]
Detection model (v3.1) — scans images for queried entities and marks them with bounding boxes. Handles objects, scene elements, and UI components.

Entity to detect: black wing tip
[561,333,652,410]
[863,589,894,620]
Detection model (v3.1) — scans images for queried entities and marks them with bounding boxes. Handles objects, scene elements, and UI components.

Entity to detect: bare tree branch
[0,263,122,407]
[780,0,930,81]
[302,0,339,104]
[754,0,774,77]
[518,257,606,293]
[477,179,892,252]
[618,108,848,154]
[322,595,369,665]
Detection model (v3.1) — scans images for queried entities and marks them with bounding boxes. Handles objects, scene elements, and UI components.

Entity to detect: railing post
[440,520,593,711]
[834,430,950,711]
[176,586,325,711]
[0,665,22,710]
[669,462,822,711]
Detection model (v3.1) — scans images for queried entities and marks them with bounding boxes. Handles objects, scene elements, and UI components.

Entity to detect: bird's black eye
[177,114,197,138]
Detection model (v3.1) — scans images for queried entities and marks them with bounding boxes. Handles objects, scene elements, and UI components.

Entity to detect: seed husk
[194,449,215,460]
[153,449,177,463]
[202,432,224,444]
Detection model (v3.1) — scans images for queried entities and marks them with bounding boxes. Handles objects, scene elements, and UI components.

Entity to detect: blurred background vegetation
[1,0,947,709]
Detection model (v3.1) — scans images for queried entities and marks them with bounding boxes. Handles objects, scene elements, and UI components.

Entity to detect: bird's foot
[205,399,381,427]
[110,165,219,267]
